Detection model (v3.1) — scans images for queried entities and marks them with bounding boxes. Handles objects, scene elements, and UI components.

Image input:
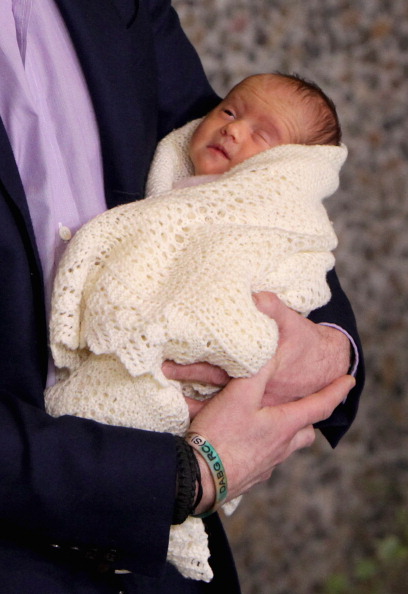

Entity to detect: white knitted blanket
[45,120,347,582]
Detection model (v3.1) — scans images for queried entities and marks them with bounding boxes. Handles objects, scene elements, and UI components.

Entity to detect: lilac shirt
[0,0,106,321]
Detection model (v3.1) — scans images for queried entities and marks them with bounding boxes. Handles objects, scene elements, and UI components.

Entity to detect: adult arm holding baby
[166,290,359,516]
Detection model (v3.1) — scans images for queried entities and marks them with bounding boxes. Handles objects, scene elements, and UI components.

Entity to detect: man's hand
[162,291,353,416]
[191,371,356,513]
[253,292,351,405]
[162,361,229,418]
[162,361,229,387]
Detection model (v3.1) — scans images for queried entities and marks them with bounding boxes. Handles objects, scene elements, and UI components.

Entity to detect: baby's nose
[222,120,243,141]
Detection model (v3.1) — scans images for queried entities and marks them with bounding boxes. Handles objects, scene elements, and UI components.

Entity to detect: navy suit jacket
[0,0,363,591]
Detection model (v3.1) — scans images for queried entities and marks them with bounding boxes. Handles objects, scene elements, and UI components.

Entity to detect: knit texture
[45,119,347,581]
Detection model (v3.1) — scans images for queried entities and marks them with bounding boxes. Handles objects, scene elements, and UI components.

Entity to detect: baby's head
[189,72,341,176]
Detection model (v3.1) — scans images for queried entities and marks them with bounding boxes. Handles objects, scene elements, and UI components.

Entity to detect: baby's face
[189,74,309,176]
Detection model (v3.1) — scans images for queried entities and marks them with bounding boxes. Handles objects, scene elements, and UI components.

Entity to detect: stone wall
[173,1,408,592]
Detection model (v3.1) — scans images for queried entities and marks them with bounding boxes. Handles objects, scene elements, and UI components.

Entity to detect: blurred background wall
[172,1,408,592]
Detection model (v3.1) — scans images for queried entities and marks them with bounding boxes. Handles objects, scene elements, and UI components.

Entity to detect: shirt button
[59,224,72,241]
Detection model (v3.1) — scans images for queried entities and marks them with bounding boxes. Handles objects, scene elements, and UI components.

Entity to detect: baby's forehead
[227,75,301,107]
[236,77,306,118]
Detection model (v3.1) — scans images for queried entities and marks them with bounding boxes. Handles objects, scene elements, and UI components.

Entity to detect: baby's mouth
[208,144,230,160]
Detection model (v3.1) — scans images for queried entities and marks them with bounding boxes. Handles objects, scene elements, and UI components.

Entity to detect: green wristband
[185,432,228,518]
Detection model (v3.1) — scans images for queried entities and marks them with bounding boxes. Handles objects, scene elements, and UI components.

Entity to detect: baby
[45,73,347,582]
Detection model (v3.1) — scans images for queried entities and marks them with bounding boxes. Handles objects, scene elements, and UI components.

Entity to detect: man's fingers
[289,425,316,453]
[252,291,282,318]
[253,291,300,337]
[268,375,356,432]
[185,397,206,419]
[162,360,229,385]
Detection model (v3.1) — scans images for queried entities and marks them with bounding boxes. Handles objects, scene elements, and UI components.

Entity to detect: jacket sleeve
[147,0,220,139]
[310,268,365,447]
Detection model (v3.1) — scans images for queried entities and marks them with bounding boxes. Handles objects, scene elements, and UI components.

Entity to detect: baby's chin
[194,167,229,176]
[192,160,232,176]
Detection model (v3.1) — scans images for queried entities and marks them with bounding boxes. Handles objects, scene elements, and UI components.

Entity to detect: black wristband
[172,436,202,524]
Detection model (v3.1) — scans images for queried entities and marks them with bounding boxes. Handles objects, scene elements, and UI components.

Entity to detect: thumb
[211,363,272,412]
[252,292,282,318]
[253,292,297,336]
[265,375,356,433]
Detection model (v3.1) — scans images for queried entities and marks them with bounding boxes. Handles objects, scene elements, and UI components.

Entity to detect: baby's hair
[274,72,342,146]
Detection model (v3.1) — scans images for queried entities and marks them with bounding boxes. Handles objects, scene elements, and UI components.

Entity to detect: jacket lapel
[0,118,40,253]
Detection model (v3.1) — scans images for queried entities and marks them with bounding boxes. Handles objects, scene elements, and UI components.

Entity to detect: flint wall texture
[173,1,408,592]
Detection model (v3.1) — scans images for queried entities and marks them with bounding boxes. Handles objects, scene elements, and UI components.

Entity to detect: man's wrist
[172,436,217,523]
[172,437,200,524]
[319,322,359,376]
[193,453,216,516]
[186,433,228,518]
